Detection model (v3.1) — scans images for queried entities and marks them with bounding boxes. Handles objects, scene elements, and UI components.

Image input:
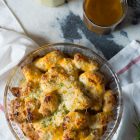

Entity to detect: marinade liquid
[85,0,123,26]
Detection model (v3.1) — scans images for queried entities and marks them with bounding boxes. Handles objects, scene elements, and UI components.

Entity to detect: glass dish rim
[4,42,123,140]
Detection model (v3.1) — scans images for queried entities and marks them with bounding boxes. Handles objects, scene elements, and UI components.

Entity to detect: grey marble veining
[59,12,123,59]
[5,0,140,59]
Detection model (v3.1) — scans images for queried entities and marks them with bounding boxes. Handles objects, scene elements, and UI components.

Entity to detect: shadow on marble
[59,12,123,60]
[28,33,49,46]
[116,0,140,30]
[65,0,75,3]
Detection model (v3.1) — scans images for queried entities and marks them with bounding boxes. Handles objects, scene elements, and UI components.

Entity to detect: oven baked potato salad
[10,50,116,140]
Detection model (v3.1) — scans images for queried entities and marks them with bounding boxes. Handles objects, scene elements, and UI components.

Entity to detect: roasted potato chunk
[40,66,68,92]
[40,73,58,93]
[63,129,77,140]
[10,87,21,97]
[77,129,96,140]
[10,98,26,123]
[74,53,99,72]
[103,90,116,113]
[90,113,109,137]
[18,80,35,97]
[34,50,63,71]
[21,122,39,140]
[25,98,42,122]
[10,81,38,98]
[79,71,105,111]
[73,90,91,111]
[59,58,78,78]
[39,92,60,116]
[63,112,88,130]
[22,64,42,84]
[79,71,105,95]
[63,89,92,111]
[84,134,96,140]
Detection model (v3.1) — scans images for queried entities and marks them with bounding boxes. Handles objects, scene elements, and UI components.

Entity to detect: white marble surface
[4,0,140,59]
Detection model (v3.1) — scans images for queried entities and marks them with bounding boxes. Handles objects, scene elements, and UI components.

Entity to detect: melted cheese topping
[10,51,116,140]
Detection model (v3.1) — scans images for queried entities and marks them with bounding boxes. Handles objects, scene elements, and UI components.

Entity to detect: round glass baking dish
[4,43,123,140]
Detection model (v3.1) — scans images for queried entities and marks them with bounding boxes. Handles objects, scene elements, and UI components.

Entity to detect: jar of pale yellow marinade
[39,0,65,7]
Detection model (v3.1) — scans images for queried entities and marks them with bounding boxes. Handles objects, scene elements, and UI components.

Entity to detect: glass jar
[83,0,128,34]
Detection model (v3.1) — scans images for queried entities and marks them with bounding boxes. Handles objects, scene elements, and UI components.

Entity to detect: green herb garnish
[59,83,64,87]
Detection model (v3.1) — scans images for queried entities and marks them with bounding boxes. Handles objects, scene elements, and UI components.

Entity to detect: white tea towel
[109,40,140,87]
[0,29,140,140]
[0,0,24,33]
[0,28,39,140]
[109,40,140,140]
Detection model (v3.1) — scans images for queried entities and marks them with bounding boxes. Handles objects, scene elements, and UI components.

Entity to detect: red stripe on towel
[117,55,140,75]
[0,104,4,112]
